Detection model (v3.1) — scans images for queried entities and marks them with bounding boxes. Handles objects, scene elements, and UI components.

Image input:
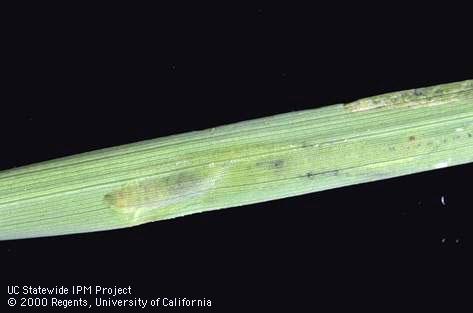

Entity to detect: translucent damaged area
[103,165,225,223]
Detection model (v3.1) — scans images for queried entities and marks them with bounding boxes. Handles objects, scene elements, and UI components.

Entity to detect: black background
[2,3,472,311]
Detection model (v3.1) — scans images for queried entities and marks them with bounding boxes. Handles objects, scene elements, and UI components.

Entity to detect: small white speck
[441,238,446,243]
[455,238,460,244]
[434,161,449,169]
[314,143,319,147]
[455,128,464,132]
[440,195,446,206]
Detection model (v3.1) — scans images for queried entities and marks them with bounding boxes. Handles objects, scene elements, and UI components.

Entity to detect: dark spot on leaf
[272,160,284,168]
[408,135,416,142]
[301,142,316,148]
[306,172,316,179]
[255,159,285,170]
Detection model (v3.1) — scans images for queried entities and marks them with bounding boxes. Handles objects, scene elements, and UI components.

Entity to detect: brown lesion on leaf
[343,80,472,112]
